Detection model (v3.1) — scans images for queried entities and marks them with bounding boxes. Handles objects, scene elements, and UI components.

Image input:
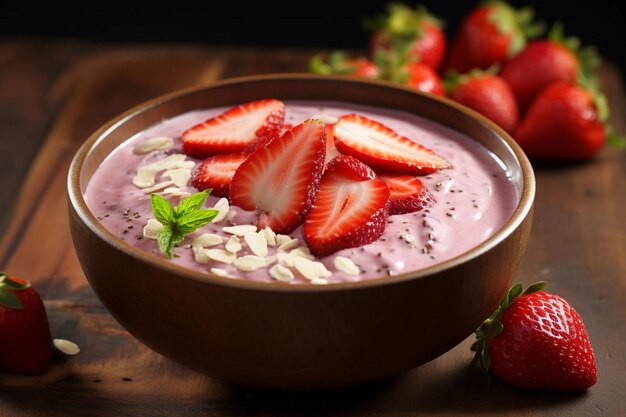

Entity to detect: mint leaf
[151,194,175,226]
[150,190,218,259]
[175,190,210,218]
[177,209,218,235]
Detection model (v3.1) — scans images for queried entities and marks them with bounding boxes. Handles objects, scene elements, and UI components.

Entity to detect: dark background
[1,1,623,72]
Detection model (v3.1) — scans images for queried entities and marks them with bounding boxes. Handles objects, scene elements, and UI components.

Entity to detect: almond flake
[334,256,360,275]
[133,136,174,155]
[164,168,192,187]
[290,247,314,260]
[311,278,329,285]
[133,154,188,188]
[205,249,236,264]
[192,247,210,264]
[192,234,223,248]
[169,160,196,170]
[233,255,274,272]
[244,231,268,257]
[142,180,175,194]
[211,198,230,223]
[209,267,228,277]
[292,257,331,280]
[225,235,242,253]
[275,234,292,246]
[225,210,237,221]
[162,187,191,197]
[222,225,257,236]
[143,219,163,239]
[269,264,294,282]
[262,227,277,246]
[53,339,80,355]
[278,238,299,252]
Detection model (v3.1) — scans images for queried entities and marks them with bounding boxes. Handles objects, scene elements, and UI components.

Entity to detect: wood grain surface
[0,39,625,416]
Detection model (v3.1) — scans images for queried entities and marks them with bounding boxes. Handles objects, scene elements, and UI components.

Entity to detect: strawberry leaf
[0,290,23,309]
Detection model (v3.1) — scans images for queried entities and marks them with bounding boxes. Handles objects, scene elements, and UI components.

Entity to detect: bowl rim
[68,73,535,293]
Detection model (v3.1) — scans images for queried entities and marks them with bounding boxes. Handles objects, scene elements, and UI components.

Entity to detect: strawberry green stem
[0,272,31,309]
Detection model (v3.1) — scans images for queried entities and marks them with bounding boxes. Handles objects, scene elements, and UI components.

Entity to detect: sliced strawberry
[333,114,450,175]
[303,155,390,257]
[280,123,294,135]
[324,123,341,164]
[378,173,435,215]
[181,99,285,158]
[229,120,326,233]
[190,153,248,197]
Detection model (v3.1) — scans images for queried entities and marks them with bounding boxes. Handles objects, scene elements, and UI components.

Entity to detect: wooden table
[0,40,624,417]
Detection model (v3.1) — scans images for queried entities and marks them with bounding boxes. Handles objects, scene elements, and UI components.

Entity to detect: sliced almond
[164,168,191,187]
[225,235,242,253]
[133,136,174,155]
[211,198,230,223]
[290,247,314,260]
[133,154,188,188]
[244,232,268,257]
[142,180,175,194]
[334,256,360,275]
[269,264,294,282]
[168,160,196,170]
[225,210,237,222]
[278,238,299,252]
[193,247,210,264]
[233,255,273,272]
[205,249,236,264]
[311,278,329,285]
[275,234,292,246]
[143,219,163,239]
[53,339,80,355]
[292,257,331,280]
[210,267,228,277]
[162,187,191,197]
[262,227,277,247]
[222,225,257,236]
[192,233,223,248]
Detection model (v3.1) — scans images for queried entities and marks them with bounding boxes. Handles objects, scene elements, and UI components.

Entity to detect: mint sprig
[150,190,218,259]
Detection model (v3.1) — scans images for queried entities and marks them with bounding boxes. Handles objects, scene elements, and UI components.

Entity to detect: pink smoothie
[85,101,518,284]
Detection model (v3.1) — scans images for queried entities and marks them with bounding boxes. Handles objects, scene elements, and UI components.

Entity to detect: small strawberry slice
[378,173,435,215]
[303,155,390,257]
[190,153,248,197]
[229,120,326,233]
[181,99,285,158]
[333,114,450,175]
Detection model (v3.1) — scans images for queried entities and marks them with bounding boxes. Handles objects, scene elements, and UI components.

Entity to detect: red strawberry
[190,153,248,197]
[280,123,293,135]
[445,70,519,133]
[367,3,446,70]
[229,120,326,233]
[181,99,285,158]
[514,82,606,161]
[472,282,597,391]
[0,274,53,375]
[444,2,543,73]
[501,24,598,112]
[378,173,435,215]
[333,114,450,175]
[303,155,390,257]
[309,52,379,79]
[398,63,445,96]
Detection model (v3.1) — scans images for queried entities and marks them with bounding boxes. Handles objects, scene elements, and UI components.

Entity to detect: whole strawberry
[471,282,597,391]
[392,62,445,96]
[366,3,446,71]
[514,82,609,161]
[444,2,543,73]
[445,70,519,134]
[501,24,600,112]
[0,273,53,374]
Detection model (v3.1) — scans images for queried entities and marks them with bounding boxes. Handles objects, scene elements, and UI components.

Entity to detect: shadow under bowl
[67,74,535,390]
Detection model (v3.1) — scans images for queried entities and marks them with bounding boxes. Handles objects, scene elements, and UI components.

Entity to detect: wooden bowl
[67,74,535,390]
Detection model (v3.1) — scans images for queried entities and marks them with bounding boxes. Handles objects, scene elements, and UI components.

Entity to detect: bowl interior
[72,74,534,290]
